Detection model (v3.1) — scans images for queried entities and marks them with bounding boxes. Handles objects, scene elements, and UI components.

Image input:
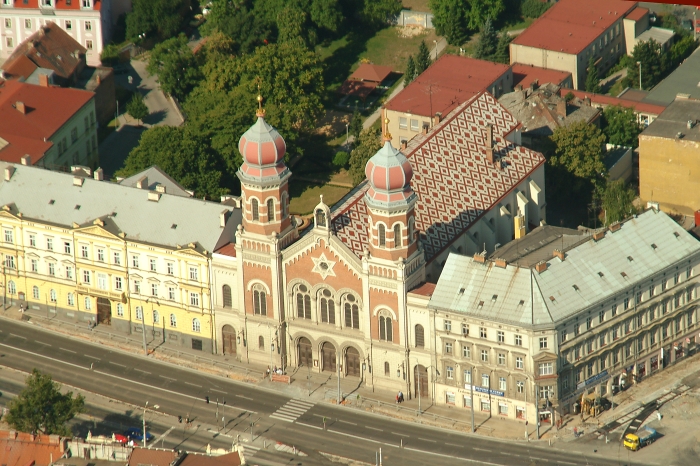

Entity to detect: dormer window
[82,0,92,7]
[315,208,326,227]
[40,0,52,7]
[2,0,13,7]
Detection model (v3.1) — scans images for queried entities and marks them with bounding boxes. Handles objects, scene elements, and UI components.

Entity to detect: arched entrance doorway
[414,365,429,398]
[222,325,236,356]
[298,337,312,367]
[345,347,360,377]
[321,342,336,372]
[96,297,111,325]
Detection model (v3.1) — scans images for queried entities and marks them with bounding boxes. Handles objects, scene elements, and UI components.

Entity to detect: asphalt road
[0,319,648,466]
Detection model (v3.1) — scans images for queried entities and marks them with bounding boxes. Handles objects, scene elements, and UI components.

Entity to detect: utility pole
[337,353,341,404]
[525,382,529,441]
[470,367,475,433]
[637,61,642,90]
[141,309,148,355]
[536,384,540,440]
[143,401,148,448]
[417,362,421,415]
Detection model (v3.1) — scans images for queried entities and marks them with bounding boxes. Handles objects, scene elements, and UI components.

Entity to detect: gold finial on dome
[382,116,392,141]
[256,94,266,117]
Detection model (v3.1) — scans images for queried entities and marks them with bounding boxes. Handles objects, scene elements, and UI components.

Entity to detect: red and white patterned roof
[331,91,545,263]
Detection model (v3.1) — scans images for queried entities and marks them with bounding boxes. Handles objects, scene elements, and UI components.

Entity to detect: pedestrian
[396,394,399,404]
[19,304,24,313]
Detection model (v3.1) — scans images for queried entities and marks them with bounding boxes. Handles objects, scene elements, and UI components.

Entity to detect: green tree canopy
[404,55,416,86]
[549,120,607,182]
[602,105,642,148]
[126,93,149,126]
[599,179,637,225]
[349,127,382,185]
[5,369,85,436]
[474,17,497,59]
[465,0,504,31]
[492,31,512,64]
[416,40,432,76]
[431,0,469,46]
[626,39,668,90]
[201,0,273,54]
[126,0,188,42]
[521,0,551,18]
[146,34,201,100]
[670,35,697,68]
[585,56,601,93]
[118,126,227,199]
[349,109,363,140]
[359,0,402,28]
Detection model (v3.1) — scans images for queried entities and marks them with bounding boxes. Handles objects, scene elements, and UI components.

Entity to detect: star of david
[311,253,336,280]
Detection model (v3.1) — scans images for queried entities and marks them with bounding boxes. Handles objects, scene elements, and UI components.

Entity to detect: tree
[602,105,642,148]
[492,31,512,64]
[359,0,402,28]
[464,0,504,31]
[599,179,637,225]
[201,0,273,54]
[146,34,201,100]
[126,0,188,42]
[585,56,601,93]
[521,0,552,18]
[626,39,668,90]
[431,0,468,46]
[415,40,432,76]
[349,127,382,185]
[5,369,85,436]
[474,17,497,59]
[349,109,363,140]
[549,120,607,182]
[670,34,697,68]
[118,126,227,199]
[126,93,149,126]
[404,55,416,86]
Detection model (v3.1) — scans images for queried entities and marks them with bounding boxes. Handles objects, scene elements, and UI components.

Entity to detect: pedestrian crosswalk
[241,444,260,458]
[269,399,314,423]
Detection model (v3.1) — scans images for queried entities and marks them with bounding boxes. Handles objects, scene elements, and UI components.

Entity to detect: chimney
[530,79,539,92]
[584,97,591,106]
[592,229,605,241]
[484,124,495,164]
[136,176,148,189]
[553,249,565,261]
[495,258,507,268]
[147,191,161,202]
[515,84,523,91]
[4,167,15,181]
[432,112,442,126]
[556,99,567,118]
[473,253,486,264]
[38,73,49,87]
[15,101,26,114]
[220,210,230,228]
[155,184,166,193]
[421,123,429,135]
[73,176,84,187]
[93,168,103,181]
[610,221,621,232]
[400,140,407,150]
[535,261,547,274]
[20,155,31,166]
[96,74,101,85]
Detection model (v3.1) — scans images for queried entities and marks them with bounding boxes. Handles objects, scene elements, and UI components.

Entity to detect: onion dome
[237,96,288,180]
[364,134,415,208]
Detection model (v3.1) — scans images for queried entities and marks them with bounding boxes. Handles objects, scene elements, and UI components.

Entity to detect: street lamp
[345,123,349,149]
[433,39,438,60]
[637,61,642,90]
[694,11,697,42]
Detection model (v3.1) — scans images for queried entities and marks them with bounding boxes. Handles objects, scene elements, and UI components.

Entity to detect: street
[0,318,648,466]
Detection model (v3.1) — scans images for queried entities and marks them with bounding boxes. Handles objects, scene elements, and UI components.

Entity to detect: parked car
[112,433,129,444]
[123,427,154,442]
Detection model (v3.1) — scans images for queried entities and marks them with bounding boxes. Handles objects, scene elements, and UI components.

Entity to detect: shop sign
[463,384,504,397]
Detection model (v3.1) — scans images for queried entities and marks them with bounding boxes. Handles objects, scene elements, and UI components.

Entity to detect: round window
[299,284,308,292]
[322,289,332,297]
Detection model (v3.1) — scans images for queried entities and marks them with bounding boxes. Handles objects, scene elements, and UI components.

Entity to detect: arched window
[384,361,390,376]
[192,318,201,333]
[258,335,265,350]
[415,324,424,347]
[344,294,359,329]
[251,198,259,221]
[32,285,39,300]
[315,209,326,227]
[253,285,267,316]
[296,284,311,319]
[267,199,274,222]
[7,280,15,295]
[50,289,57,303]
[222,285,232,308]
[320,289,335,324]
[135,306,143,321]
[170,313,177,327]
[393,224,401,248]
[67,293,75,307]
[379,314,393,342]
[378,224,386,247]
[84,296,91,310]
[116,303,124,316]
[153,310,160,324]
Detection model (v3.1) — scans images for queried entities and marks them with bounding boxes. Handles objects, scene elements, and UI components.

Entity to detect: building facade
[0,0,111,66]
[420,209,700,425]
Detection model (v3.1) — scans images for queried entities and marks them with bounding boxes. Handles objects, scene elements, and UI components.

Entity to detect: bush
[333,151,350,169]
[564,91,575,102]
[521,0,551,18]
[100,44,120,66]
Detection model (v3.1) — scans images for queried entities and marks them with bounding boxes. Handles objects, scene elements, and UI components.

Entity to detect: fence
[391,10,434,29]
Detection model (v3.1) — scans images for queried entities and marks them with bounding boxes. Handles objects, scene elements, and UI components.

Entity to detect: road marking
[109,361,126,367]
[9,333,27,339]
[296,422,323,431]
[184,382,202,387]
[85,355,100,360]
[392,432,410,437]
[235,394,253,400]
[134,369,150,374]
[327,429,395,446]
[445,442,462,447]
[404,447,505,465]
[557,462,576,466]
[418,438,437,442]
[59,347,77,353]
[35,341,51,346]
[340,420,358,426]
[159,375,177,381]
[211,389,227,394]
[0,342,261,414]
[473,448,491,452]
[365,426,383,431]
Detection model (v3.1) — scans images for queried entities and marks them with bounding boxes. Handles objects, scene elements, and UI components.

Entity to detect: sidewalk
[0,303,541,443]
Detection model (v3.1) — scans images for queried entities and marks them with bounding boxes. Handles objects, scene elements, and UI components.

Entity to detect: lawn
[402,0,431,12]
[289,184,351,215]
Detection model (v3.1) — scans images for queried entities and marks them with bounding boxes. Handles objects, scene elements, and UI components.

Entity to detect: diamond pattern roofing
[332,92,545,262]
[430,209,700,327]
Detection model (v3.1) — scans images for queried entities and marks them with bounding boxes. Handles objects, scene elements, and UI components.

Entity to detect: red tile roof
[180,452,242,466]
[13,0,101,10]
[511,63,572,90]
[2,23,86,81]
[349,64,394,83]
[410,282,436,296]
[625,7,648,22]
[338,80,378,99]
[560,88,666,116]
[0,79,94,163]
[214,242,236,257]
[0,430,65,466]
[384,55,511,117]
[332,92,545,263]
[128,447,180,466]
[511,0,638,55]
